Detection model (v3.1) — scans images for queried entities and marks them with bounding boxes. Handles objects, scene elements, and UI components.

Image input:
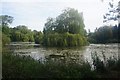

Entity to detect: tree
[33,30,43,44]
[43,8,87,47]
[103,0,120,24]
[88,1,120,44]
[102,0,120,43]
[43,17,55,34]
[2,25,10,36]
[0,15,13,45]
[0,15,13,36]
[112,25,118,39]
[2,33,11,46]
[44,8,86,35]
[10,25,34,42]
[0,15,13,26]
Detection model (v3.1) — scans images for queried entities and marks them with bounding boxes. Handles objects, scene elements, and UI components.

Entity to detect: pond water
[10,43,119,64]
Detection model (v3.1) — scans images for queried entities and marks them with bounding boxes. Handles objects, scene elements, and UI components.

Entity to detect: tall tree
[102,0,120,42]
[43,17,55,34]
[0,15,13,36]
[0,15,13,45]
[0,15,13,26]
[103,0,120,24]
[44,8,85,35]
[43,8,87,47]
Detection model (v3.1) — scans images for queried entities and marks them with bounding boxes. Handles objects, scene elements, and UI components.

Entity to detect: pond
[9,43,119,64]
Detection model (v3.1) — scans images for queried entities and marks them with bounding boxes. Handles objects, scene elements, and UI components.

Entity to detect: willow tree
[43,8,87,47]
[43,8,86,35]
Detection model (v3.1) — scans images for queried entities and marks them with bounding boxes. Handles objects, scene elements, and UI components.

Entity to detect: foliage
[2,25,11,36]
[92,54,106,73]
[88,1,120,44]
[2,52,95,78]
[118,23,120,40]
[103,0,120,23]
[88,25,119,43]
[43,32,88,47]
[8,25,34,42]
[0,15,13,45]
[0,15,41,43]
[43,8,87,47]
[0,15,13,26]
[2,51,120,79]
[33,30,43,44]
[0,15,43,44]
[95,26,113,43]
[43,8,85,35]
[91,52,120,78]
[2,33,11,46]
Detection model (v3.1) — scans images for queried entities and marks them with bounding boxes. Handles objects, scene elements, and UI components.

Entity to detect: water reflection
[12,43,118,64]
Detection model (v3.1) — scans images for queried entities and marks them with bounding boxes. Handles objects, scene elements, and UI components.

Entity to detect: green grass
[2,51,120,79]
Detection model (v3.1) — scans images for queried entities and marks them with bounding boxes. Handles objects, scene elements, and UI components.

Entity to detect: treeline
[0,15,43,46]
[1,8,88,47]
[88,0,120,44]
[88,24,120,43]
[2,8,119,46]
[1,25,43,45]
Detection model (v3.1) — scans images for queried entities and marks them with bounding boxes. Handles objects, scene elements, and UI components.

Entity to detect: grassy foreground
[2,52,120,79]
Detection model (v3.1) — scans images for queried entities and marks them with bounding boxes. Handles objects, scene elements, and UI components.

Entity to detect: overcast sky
[0,0,119,32]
